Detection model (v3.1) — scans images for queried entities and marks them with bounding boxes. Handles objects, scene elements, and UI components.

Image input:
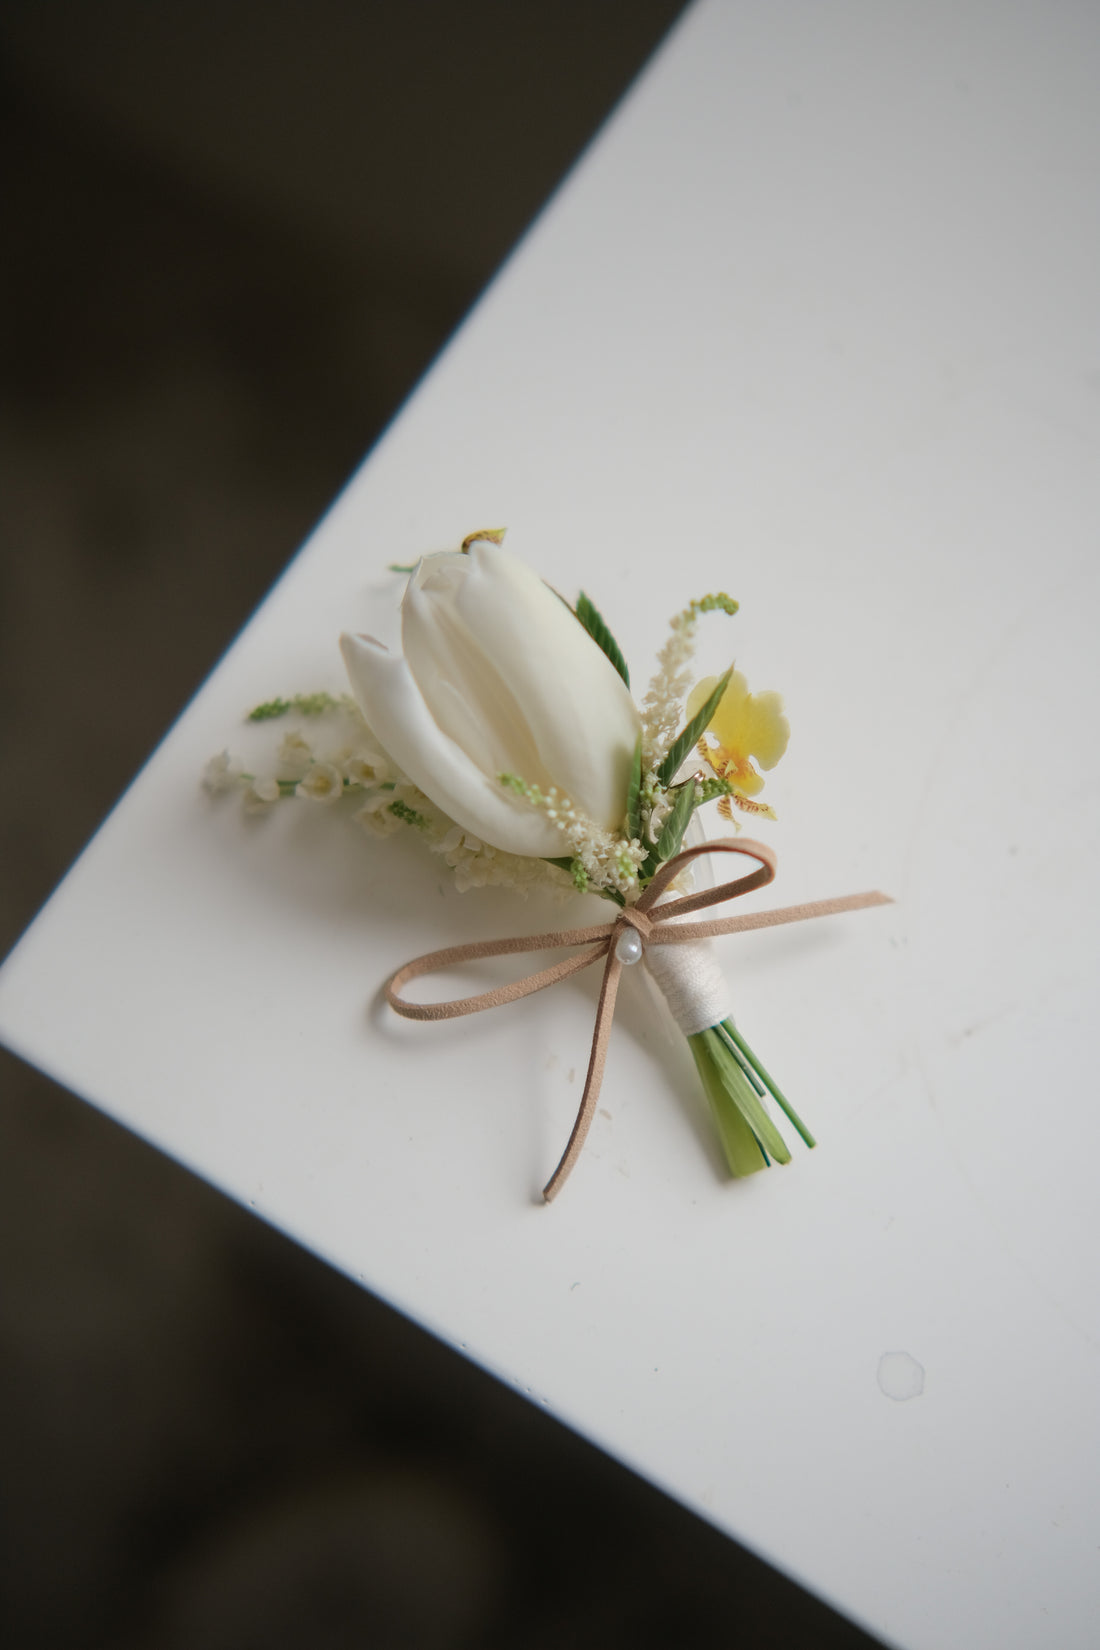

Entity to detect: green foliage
[656,666,732,786]
[695,775,734,806]
[625,738,643,841]
[717,1021,815,1148]
[247,692,345,722]
[687,591,739,619]
[696,1026,791,1167]
[574,592,631,688]
[499,771,538,801]
[654,782,696,863]
[247,698,293,721]
[389,798,429,828]
[689,1033,769,1176]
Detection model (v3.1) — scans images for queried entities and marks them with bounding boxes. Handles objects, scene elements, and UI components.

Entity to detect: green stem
[713,1024,767,1097]
[717,1020,816,1149]
[701,1026,792,1165]
[690,1033,769,1177]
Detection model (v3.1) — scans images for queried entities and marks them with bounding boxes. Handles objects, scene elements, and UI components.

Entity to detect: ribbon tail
[542,947,625,1203]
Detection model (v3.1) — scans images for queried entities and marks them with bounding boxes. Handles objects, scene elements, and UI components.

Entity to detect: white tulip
[340,539,640,858]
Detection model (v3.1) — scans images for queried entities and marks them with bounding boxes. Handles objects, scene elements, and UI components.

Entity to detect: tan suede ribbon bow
[387,837,890,1200]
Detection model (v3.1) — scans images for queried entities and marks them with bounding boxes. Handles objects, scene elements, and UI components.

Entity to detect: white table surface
[3,4,1099,1645]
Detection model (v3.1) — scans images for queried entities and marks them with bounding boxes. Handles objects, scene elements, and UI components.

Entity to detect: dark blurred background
[0,5,885,1646]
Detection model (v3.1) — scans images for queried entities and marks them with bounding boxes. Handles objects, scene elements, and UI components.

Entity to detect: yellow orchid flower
[687,669,790,821]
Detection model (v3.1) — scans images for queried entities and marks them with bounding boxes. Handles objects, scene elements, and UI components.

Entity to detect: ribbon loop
[639,837,777,926]
[383,838,891,1201]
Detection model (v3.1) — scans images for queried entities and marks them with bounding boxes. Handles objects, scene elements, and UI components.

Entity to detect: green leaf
[625,737,643,841]
[575,592,630,688]
[654,781,696,862]
[656,666,732,786]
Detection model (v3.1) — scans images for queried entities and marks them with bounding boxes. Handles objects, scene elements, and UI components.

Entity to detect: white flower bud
[340,539,640,858]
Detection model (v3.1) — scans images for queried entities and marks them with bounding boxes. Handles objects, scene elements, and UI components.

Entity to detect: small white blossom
[202,750,242,795]
[644,788,671,844]
[343,749,391,787]
[276,731,315,781]
[243,776,281,812]
[641,593,740,774]
[355,793,402,837]
[498,774,645,897]
[296,762,344,803]
[641,610,698,769]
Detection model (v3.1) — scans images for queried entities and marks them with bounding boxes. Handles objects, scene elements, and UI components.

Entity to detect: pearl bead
[614,927,644,966]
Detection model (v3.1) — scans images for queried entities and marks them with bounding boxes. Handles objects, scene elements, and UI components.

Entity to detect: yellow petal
[732,791,777,819]
[732,765,766,797]
[691,668,789,769]
[686,674,720,724]
[707,670,752,751]
[736,688,789,771]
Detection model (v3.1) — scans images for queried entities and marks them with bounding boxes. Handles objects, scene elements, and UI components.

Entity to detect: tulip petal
[403,562,556,795]
[450,542,640,830]
[340,632,566,858]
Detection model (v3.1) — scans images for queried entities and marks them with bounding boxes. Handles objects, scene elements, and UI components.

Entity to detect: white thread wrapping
[644,936,731,1036]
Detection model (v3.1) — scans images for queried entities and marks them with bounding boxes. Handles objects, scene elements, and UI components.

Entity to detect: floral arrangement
[207,530,886,1198]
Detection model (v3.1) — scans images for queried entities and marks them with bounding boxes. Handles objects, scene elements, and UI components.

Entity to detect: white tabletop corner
[3,5,1100,1647]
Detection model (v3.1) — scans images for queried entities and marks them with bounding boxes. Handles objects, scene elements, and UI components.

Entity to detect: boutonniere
[207,530,888,1198]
